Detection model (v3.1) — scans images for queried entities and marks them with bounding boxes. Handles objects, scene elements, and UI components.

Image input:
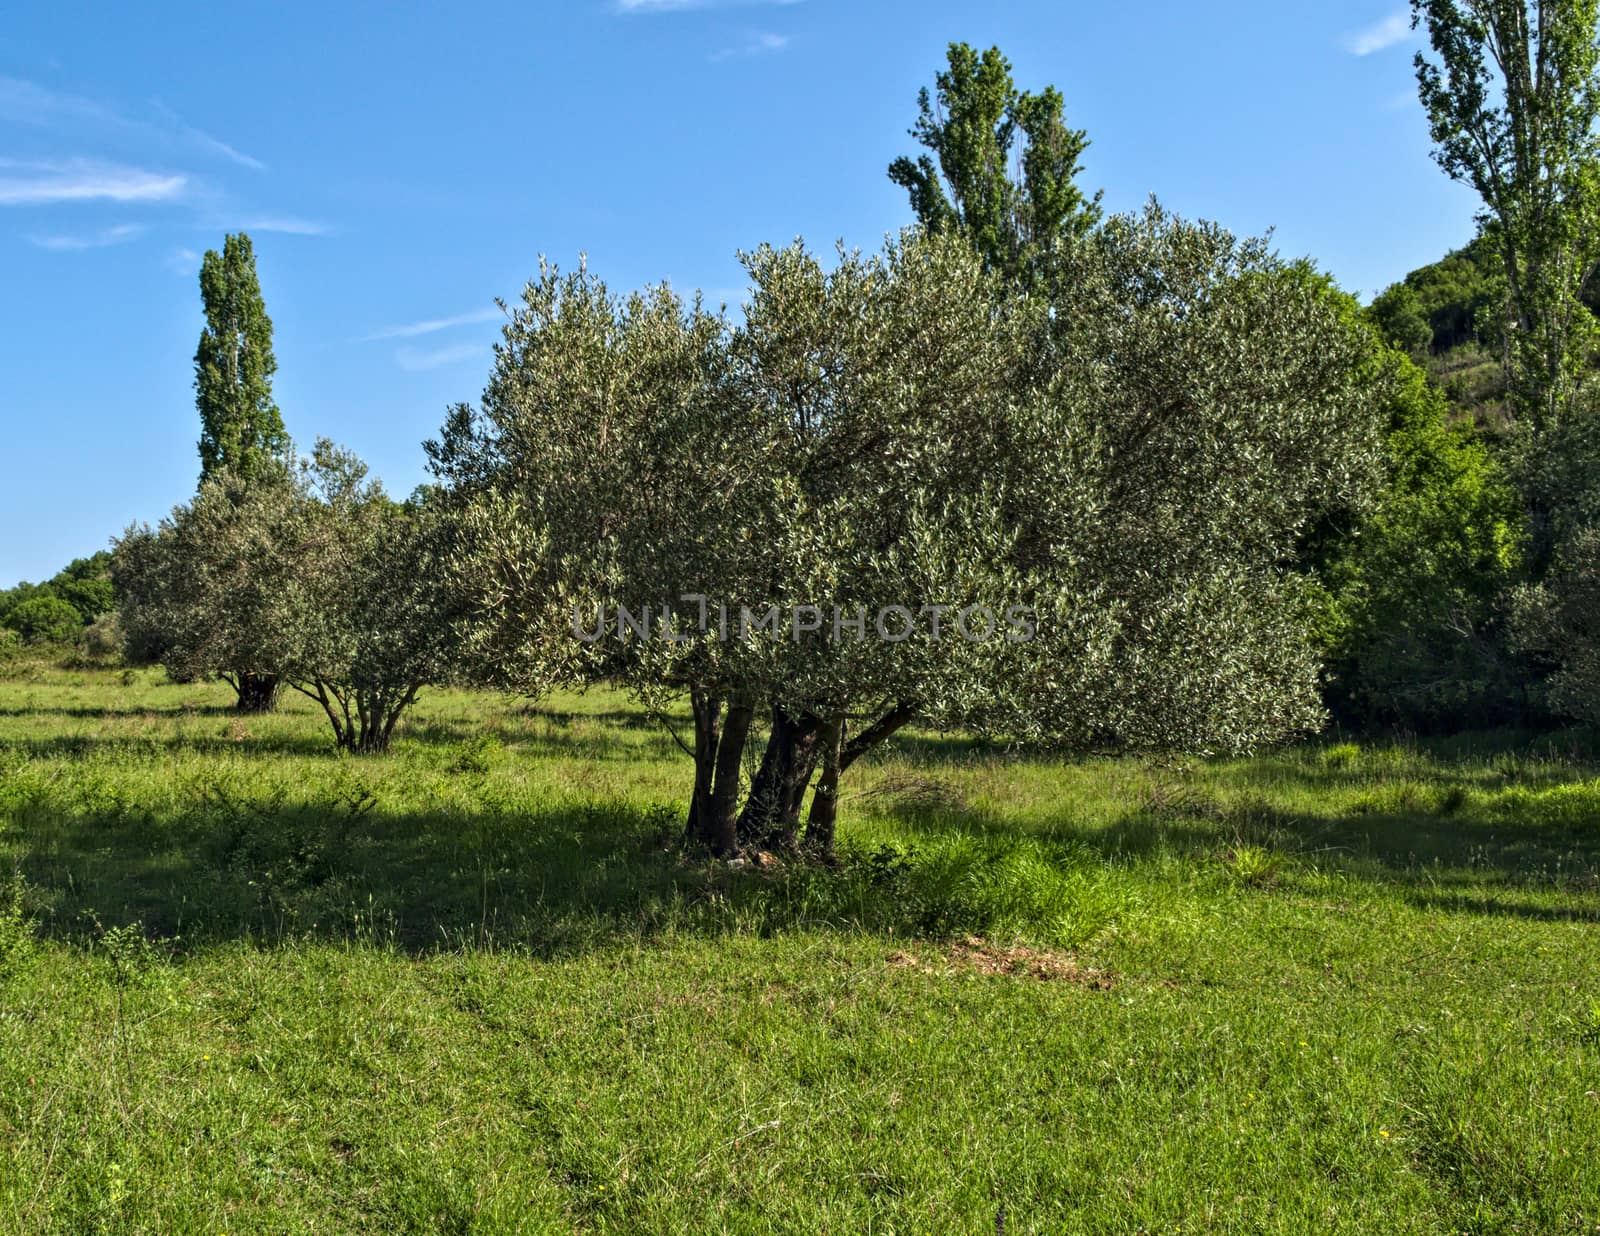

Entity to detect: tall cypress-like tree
[196,233,288,482]
[194,232,288,711]
[889,42,1102,298]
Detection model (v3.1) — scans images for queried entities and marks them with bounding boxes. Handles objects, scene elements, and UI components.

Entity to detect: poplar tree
[193,232,289,710]
[196,233,288,481]
[889,42,1102,298]
[1412,0,1600,423]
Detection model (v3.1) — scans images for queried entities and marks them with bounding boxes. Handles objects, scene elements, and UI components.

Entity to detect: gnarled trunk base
[235,672,279,714]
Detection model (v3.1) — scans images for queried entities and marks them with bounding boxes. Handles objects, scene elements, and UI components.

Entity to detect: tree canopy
[113,446,456,752]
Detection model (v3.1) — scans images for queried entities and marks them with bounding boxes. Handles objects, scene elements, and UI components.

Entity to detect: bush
[1312,349,1525,730]
[58,575,114,624]
[3,595,84,645]
[1511,528,1600,726]
[83,611,125,660]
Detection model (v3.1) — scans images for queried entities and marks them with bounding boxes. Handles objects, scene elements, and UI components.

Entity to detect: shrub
[1510,528,1600,725]
[3,595,84,645]
[83,611,125,660]
[58,575,115,624]
[1311,349,1525,729]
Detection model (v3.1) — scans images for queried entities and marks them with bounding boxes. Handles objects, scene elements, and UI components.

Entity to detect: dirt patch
[890,937,1112,988]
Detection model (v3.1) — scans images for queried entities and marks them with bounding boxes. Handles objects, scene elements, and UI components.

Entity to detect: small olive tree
[113,444,455,753]
[114,464,307,695]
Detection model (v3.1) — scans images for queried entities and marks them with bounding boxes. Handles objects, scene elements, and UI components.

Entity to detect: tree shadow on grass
[12,793,952,959]
[0,718,692,765]
[13,717,1600,952]
[0,704,239,719]
[3,733,340,760]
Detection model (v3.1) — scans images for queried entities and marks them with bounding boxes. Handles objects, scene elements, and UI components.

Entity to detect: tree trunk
[685,691,723,845]
[236,672,278,714]
[803,716,844,858]
[777,731,822,848]
[737,705,820,849]
[701,699,753,857]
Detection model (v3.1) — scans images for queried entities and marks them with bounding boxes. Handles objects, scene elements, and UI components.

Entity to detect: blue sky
[0,0,1480,588]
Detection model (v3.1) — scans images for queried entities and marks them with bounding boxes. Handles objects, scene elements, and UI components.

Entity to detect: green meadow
[2,659,1598,1232]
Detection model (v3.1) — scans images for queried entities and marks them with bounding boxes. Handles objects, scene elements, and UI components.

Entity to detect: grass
[1,659,1599,1232]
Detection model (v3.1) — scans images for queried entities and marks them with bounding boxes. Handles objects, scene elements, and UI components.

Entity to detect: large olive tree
[437,211,1385,857]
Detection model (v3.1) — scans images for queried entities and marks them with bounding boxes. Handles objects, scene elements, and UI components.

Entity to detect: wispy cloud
[362,307,503,341]
[0,74,118,127]
[615,0,801,13]
[235,215,332,236]
[710,31,789,61]
[29,222,145,251]
[151,101,265,170]
[167,246,201,276]
[0,158,186,205]
[0,76,264,169]
[395,342,489,372]
[1345,11,1411,56]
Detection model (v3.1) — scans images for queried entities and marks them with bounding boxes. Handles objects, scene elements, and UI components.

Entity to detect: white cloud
[396,342,489,371]
[0,159,186,205]
[187,130,265,171]
[362,307,504,341]
[0,75,118,127]
[151,102,265,171]
[168,246,201,275]
[29,222,145,251]
[236,215,331,236]
[710,31,789,61]
[615,0,800,13]
[1,77,264,170]
[1345,12,1411,56]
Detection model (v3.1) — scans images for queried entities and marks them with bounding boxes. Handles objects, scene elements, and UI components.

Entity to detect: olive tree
[114,464,307,697]
[438,211,1385,858]
[113,443,455,753]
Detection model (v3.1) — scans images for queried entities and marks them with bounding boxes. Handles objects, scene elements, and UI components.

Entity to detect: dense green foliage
[1369,237,1502,358]
[113,446,455,753]
[0,551,116,645]
[1,666,1598,1230]
[1513,526,1600,721]
[1316,347,1526,728]
[0,596,83,646]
